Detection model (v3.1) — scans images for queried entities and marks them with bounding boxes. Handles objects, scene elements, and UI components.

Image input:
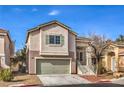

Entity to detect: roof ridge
[28,20,72,31]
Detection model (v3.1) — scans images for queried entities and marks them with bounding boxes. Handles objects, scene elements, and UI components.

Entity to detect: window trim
[48,35,61,46]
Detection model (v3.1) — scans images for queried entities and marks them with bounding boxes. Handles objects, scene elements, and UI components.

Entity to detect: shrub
[100,67,107,74]
[0,69,14,82]
[113,72,124,79]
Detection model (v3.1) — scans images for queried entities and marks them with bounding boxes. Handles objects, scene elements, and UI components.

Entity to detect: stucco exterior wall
[4,35,11,67]
[29,30,40,51]
[118,55,124,71]
[40,24,69,55]
[68,33,76,59]
[0,35,5,55]
[118,47,124,71]
[68,32,77,73]
[0,34,13,68]
[119,47,124,53]
[103,45,119,71]
[28,51,40,74]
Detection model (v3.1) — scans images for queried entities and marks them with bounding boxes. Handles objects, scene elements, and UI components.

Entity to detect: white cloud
[12,8,23,12]
[48,10,60,16]
[32,8,38,12]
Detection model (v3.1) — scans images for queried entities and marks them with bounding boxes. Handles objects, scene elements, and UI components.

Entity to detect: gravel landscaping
[0,73,42,87]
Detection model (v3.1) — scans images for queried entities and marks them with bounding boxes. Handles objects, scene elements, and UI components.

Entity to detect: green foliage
[116,35,124,42]
[0,69,14,81]
[12,46,26,65]
[16,46,26,62]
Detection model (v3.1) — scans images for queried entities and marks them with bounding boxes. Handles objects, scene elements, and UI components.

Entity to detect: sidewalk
[8,84,42,87]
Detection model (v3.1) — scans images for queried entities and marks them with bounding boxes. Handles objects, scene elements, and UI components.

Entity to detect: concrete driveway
[111,77,124,85]
[37,74,91,86]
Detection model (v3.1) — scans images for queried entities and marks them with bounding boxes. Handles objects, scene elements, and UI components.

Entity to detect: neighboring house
[26,20,95,75]
[101,42,124,73]
[0,29,14,68]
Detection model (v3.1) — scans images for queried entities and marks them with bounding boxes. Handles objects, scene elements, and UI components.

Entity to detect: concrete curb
[8,84,41,87]
[111,77,124,82]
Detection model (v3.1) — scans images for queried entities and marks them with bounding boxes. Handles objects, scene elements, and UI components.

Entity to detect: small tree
[12,46,26,72]
[16,46,26,63]
[88,33,111,75]
[116,35,124,42]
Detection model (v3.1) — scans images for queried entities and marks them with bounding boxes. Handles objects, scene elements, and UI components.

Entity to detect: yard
[80,72,124,83]
[0,73,42,87]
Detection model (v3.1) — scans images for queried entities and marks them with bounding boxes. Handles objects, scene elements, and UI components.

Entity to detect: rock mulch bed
[0,73,42,87]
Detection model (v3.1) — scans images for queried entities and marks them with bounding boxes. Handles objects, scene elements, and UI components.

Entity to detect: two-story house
[0,29,14,68]
[26,20,95,75]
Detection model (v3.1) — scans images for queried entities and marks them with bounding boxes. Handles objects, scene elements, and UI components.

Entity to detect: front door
[77,50,86,65]
[111,57,116,72]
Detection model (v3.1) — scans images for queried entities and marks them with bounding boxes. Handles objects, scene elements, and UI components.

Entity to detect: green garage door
[36,59,70,75]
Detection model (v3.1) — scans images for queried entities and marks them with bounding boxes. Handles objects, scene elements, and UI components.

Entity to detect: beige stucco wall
[28,51,39,74]
[68,32,76,58]
[118,47,124,71]
[103,45,119,71]
[28,24,76,56]
[27,30,40,73]
[0,35,5,55]
[68,31,77,73]
[29,30,40,51]
[119,47,124,53]
[0,34,13,68]
[4,35,11,67]
[118,55,124,71]
[40,24,69,55]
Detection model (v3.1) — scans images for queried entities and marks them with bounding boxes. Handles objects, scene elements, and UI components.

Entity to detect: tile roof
[0,28,7,33]
[0,28,12,43]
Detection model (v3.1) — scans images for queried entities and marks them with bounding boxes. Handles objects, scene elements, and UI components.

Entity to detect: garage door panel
[36,59,70,74]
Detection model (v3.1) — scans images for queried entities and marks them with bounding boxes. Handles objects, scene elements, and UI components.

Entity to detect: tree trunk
[95,60,99,76]
[95,58,100,76]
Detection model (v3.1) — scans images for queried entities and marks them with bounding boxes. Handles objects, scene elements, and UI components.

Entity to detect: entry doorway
[108,52,116,72]
[111,57,116,72]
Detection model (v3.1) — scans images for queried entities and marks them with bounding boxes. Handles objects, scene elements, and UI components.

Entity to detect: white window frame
[49,35,61,45]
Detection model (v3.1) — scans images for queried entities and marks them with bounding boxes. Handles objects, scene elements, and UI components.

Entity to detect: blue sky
[0,5,124,51]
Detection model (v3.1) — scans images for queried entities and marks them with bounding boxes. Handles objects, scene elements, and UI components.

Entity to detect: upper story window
[55,36,60,44]
[46,34,64,46]
[49,35,55,44]
[49,35,61,44]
